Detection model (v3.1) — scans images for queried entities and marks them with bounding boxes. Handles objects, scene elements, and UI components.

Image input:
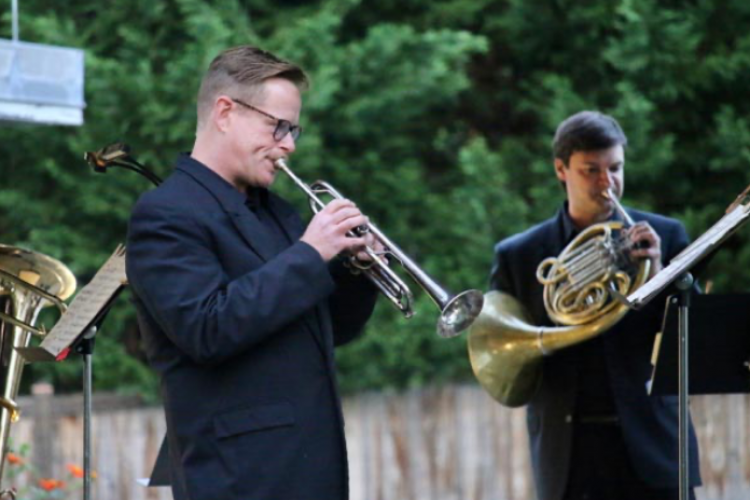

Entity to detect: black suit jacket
[126,155,377,500]
[489,205,701,500]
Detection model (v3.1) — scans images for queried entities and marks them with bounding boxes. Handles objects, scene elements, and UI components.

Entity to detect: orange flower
[38,478,65,491]
[66,464,97,480]
[67,464,84,478]
[6,452,23,465]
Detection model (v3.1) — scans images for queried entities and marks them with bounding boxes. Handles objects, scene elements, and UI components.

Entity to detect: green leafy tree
[0,0,749,395]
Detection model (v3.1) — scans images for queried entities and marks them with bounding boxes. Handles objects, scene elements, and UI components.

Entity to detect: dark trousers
[563,422,695,500]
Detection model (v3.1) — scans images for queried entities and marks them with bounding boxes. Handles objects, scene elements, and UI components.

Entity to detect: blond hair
[196,46,308,130]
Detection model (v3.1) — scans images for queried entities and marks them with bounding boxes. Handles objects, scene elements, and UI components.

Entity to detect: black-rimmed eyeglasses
[230,97,302,142]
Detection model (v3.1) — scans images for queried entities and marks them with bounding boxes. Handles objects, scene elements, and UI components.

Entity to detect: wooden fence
[2,386,749,500]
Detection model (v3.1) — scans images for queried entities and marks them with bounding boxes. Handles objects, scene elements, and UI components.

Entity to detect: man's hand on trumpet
[301,198,385,262]
[355,227,387,263]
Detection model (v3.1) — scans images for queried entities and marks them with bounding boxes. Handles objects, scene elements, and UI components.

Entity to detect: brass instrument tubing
[567,252,612,286]
[0,269,68,313]
[605,188,635,227]
[272,158,484,337]
[562,240,609,273]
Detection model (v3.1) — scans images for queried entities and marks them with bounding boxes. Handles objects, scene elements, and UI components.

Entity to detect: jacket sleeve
[126,200,337,365]
[327,258,379,347]
[664,220,690,262]
[489,242,516,295]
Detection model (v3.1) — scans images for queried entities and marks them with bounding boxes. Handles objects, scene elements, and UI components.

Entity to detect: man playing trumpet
[489,111,700,500]
[126,46,379,500]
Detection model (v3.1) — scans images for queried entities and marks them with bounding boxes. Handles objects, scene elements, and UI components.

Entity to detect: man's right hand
[301,199,369,262]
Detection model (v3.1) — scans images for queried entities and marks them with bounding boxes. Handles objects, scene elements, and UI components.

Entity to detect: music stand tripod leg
[76,326,97,500]
[675,273,693,500]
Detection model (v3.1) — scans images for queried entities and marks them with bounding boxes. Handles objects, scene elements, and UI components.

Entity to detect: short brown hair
[196,46,308,129]
[552,111,627,165]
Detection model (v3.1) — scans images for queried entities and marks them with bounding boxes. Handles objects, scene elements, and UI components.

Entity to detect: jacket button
[565,414,573,423]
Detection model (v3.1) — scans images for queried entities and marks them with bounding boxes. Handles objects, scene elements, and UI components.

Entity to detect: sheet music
[627,204,750,308]
[40,245,127,356]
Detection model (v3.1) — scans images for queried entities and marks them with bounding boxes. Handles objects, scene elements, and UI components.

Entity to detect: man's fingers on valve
[322,198,357,215]
[344,237,368,256]
[326,207,362,229]
[626,222,659,251]
[355,247,372,262]
[349,230,381,263]
[338,215,368,235]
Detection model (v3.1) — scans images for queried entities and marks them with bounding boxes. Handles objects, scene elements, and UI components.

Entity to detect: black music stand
[19,317,121,500]
[650,292,750,498]
[84,145,165,493]
[650,293,750,396]
[621,187,750,500]
[18,247,127,500]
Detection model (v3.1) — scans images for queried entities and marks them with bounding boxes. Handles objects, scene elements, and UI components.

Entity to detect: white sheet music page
[40,245,127,357]
[627,202,750,308]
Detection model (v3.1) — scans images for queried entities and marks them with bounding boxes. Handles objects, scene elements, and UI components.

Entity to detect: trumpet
[274,159,484,338]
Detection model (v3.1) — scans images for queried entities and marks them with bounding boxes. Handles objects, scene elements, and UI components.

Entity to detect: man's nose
[599,170,614,187]
[279,132,296,154]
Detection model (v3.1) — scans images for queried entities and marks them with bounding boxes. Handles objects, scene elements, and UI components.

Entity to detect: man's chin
[268,170,278,184]
[259,174,276,189]
[587,202,614,222]
[597,198,614,210]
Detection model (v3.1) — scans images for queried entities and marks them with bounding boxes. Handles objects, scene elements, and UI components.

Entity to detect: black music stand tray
[650,293,750,396]
[619,187,750,500]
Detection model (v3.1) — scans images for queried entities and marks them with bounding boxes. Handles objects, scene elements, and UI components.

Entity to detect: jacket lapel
[176,159,277,262]
[228,211,278,262]
[268,193,334,363]
[177,158,333,364]
[268,194,305,242]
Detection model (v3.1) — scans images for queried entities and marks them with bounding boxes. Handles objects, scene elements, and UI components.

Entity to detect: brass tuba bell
[468,193,649,407]
[0,245,75,489]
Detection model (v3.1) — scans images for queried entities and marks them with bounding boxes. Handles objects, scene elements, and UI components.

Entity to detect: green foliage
[0,0,749,396]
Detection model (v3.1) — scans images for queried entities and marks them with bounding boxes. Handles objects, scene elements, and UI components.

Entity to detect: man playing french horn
[488,111,700,500]
[126,46,381,500]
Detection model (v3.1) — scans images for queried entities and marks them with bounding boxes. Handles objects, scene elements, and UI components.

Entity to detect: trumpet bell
[437,289,484,338]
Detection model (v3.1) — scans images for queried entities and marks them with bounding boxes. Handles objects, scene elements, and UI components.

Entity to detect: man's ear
[213,96,233,133]
[554,158,567,182]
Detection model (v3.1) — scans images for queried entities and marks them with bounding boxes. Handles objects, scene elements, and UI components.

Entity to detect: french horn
[468,191,650,407]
